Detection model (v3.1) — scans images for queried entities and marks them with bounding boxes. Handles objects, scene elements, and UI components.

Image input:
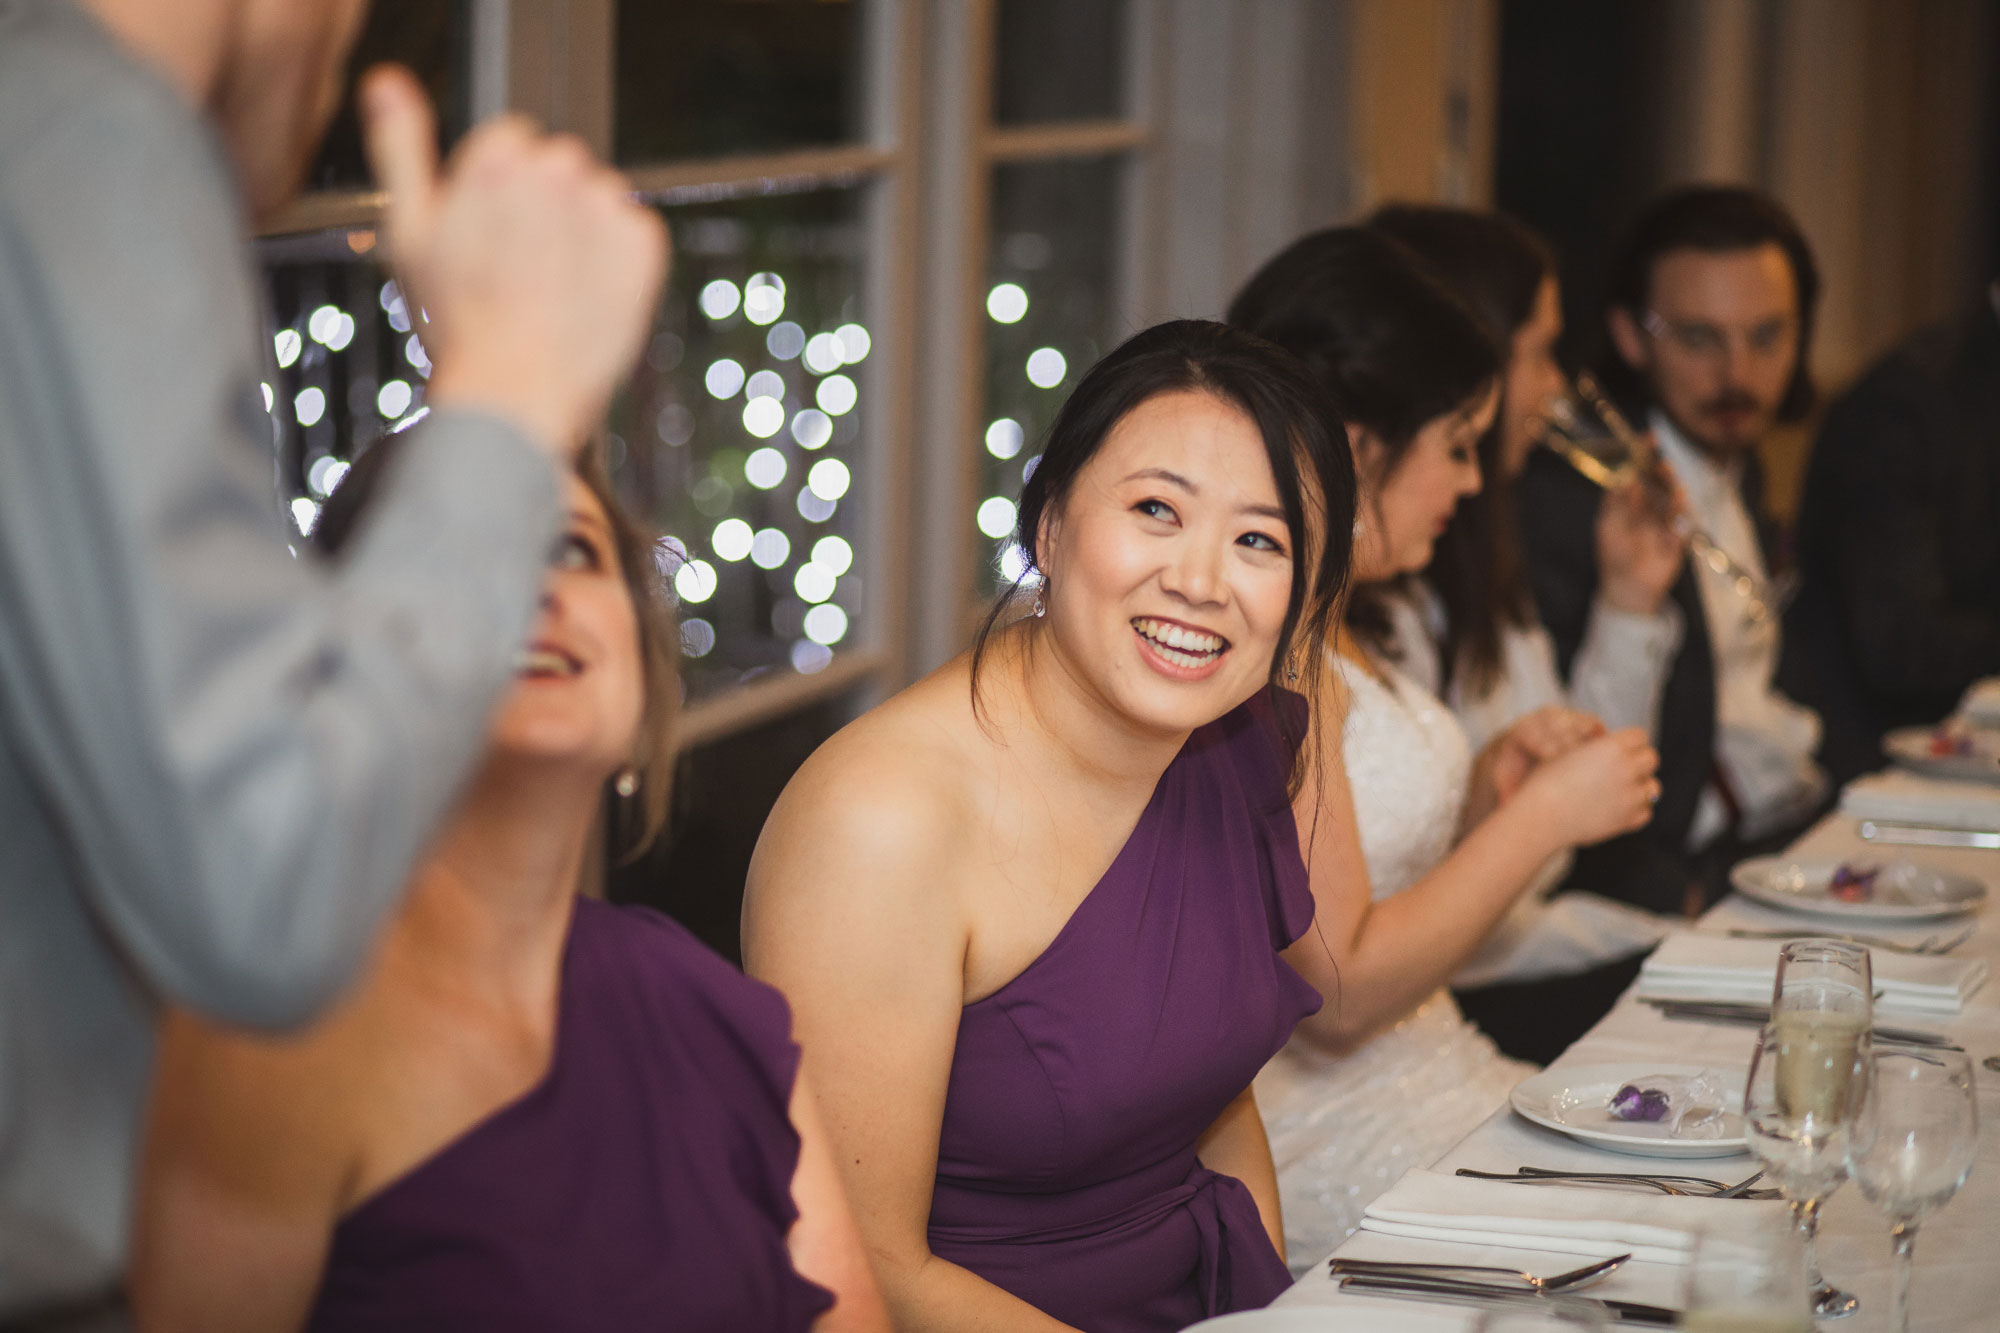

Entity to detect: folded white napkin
[1962,677,2000,728]
[1358,1167,1786,1266]
[1637,931,1987,1014]
[1842,770,2000,831]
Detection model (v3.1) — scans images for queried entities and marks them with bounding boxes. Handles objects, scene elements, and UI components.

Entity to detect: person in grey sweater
[0,0,666,1319]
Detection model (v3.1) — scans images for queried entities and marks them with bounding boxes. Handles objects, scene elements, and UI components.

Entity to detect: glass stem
[1889,1222,1918,1333]
[1794,1197,1827,1291]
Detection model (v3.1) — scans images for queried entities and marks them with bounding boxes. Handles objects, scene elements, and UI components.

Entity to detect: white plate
[1510,1063,1747,1159]
[1730,856,1987,922]
[1884,726,2000,785]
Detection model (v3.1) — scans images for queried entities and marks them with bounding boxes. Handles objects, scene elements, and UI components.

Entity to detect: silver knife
[1859,820,2000,850]
[1640,998,1964,1050]
[1338,1273,1677,1325]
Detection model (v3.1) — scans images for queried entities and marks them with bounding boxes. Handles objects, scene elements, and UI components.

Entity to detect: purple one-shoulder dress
[305,896,834,1331]
[929,692,1323,1331]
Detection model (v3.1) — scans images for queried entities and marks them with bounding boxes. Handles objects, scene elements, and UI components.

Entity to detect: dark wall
[607,692,858,965]
[1495,1,1676,370]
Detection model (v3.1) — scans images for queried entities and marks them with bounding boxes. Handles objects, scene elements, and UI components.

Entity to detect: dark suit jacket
[1781,302,2000,784]
[1515,445,1779,914]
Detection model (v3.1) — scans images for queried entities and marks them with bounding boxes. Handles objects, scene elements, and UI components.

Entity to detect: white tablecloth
[1271,807,2000,1330]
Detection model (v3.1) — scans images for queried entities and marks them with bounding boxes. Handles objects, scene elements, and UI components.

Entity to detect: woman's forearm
[1291,798,1566,1049]
[875,1250,1081,1333]
[1195,1088,1284,1262]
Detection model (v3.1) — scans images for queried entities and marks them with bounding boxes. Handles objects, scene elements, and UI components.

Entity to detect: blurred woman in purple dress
[130,438,887,1333]
[744,321,1355,1331]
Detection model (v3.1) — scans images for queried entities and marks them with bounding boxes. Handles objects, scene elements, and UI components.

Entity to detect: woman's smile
[1131,615,1231,680]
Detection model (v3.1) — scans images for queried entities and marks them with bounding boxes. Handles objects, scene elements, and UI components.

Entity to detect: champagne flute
[1848,1047,1979,1333]
[1540,373,1773,627]
[1679,1226,1813,1333]
[1743,1022,1869,1320]
[1771,938,1872,1028]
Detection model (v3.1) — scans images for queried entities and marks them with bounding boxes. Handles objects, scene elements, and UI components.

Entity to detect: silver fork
[1330,1252,1629,1293]
[1457,1167,1770,1198]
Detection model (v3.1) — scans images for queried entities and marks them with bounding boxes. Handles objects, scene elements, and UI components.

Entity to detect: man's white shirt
[1652,411,1827,847]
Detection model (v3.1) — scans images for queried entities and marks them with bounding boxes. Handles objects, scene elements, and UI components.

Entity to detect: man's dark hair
[1600,185,1820,422]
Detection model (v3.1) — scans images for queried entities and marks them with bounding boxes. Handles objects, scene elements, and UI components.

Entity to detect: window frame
[259,0,1156,749]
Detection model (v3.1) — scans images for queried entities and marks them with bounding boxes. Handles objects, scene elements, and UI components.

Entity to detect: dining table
[1269,792,2000,1330]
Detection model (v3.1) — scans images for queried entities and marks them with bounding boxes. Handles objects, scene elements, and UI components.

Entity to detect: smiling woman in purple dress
[129,437,888,1333]
[744,320,1357,1332]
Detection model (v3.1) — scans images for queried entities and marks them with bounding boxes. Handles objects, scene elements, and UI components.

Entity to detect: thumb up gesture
[361,65,668,457]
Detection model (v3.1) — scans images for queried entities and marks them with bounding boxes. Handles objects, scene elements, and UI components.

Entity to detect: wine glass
[1743,1021,1870,1320]
[1848,1047,1979,1333]
[1540,373,1773,627]
[1679,1226,1813,1332]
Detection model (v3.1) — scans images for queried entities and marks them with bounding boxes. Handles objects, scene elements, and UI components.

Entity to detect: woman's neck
[995,621,1197,798]
[388,763,601,1023]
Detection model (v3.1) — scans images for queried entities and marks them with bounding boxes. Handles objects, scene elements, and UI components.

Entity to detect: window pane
[609,187,871,702]
[616,0,867,164]
[258,238,426,523]
[308,0,469,193]
[994,0,1128,125]
[978,156,1125,591]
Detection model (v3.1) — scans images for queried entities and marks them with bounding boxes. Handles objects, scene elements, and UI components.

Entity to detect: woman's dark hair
[314,431,678,861]
[971,319,1357,793]
[1599,184,1820,421]
[1370,204,1554,696]
[1227,226,1501,657]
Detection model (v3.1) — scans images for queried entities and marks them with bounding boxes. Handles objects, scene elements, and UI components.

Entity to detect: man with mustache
[1514,186,1827,921]
[0,1,664,1324]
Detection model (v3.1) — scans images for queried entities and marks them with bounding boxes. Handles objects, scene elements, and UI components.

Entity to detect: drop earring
[1032,586,1047,618]
[614,768,639,798]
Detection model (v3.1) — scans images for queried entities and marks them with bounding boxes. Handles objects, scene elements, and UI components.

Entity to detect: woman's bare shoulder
[746,662,994,932]
[775,664,988,837]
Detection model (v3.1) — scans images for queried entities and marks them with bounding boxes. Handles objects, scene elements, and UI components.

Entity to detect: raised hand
[1515,727,1661,849]
[1595,466,1687,615]
[360,65,668,457]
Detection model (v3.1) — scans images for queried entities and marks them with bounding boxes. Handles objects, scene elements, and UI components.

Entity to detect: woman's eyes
[551,532,599,571]
[1133,498,1285,554]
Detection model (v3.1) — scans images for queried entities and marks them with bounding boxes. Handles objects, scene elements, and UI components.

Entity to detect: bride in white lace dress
[1229,226,1666,1272]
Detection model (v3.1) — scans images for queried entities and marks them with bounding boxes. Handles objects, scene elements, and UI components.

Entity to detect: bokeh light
[699,279,741,321]
[745,447,788,489]
[1026,347,1067,388]
[711,517,754,562]
[803,603,849,645]
[986,282,1029,323]
[985,417,1024,459]
[976,495,1018,539]
[807,458,851,501]
[791,408,833,449]
[750,527,791,569]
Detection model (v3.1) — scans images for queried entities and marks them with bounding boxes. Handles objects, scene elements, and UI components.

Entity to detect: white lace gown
[1254,653,1533,1274]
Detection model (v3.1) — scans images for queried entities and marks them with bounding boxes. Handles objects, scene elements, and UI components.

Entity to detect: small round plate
[1731,856,1987,922]
[1510,1063,1747,1159]
[1884,725,2000,785]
